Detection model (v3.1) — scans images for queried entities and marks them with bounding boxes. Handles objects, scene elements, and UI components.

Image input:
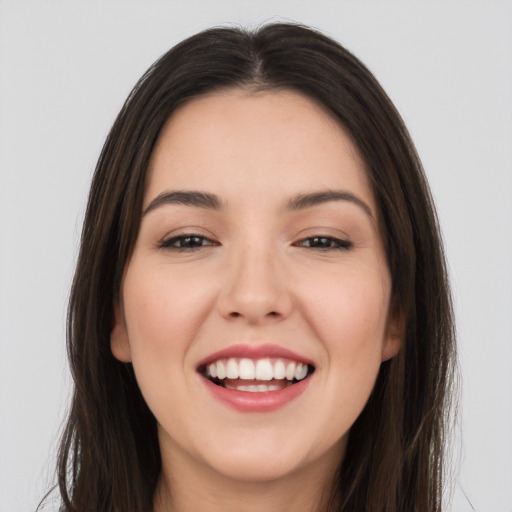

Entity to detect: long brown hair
[43,23,456,512]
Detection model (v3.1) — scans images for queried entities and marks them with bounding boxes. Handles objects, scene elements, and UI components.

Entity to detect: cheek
[307,270,388,338]
[309,273,389,433]
[120,262,220,425]
[298,262,391,381]
[122,262,218,361]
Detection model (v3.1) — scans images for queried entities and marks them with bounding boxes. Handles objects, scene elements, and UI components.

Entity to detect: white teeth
[273,360,286,379]
[285,362,296,381]
[242,385,260,392]
[239,358,256,379]
[205,357,310,382]
[295,363,307,380]
[216,360,226,379]
[226,358,238,379]
[255,359,274,380]
[224,383,287,392]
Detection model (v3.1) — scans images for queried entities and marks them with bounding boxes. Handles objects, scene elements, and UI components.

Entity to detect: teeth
[239,358,256,379]
[226,358,238,379]
[255,359,273,381]
[216,360,226,379]
[273,360,286,379]
[205,357,310,382]
[295,363,307,380]
[225,383,288,392]
[285,362,296,381]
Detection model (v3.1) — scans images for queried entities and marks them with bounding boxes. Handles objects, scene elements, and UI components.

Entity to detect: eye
[159,234,218,251]
[295,236,352,251]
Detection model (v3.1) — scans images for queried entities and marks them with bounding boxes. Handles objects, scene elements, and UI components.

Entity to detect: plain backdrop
[0,1,511,511]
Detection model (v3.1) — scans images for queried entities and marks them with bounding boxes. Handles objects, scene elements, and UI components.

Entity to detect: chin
[207,454,306,484]
[198,431,346,485]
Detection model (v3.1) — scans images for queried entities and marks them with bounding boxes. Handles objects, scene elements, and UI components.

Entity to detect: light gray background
[0,1,511,511]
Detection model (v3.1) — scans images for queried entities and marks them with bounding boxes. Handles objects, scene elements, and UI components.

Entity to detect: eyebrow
[143,188,373,218]
[143,190,223,215]
[286,190,373,218]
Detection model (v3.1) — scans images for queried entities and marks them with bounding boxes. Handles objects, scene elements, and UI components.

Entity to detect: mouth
[198,357,315,392]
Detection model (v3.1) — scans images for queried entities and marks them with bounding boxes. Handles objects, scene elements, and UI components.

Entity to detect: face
[111,89,401,485]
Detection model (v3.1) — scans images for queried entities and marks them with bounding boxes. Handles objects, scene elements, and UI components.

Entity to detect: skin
[111,89,402,512]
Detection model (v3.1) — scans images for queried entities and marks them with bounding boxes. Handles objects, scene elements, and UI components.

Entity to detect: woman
[45,23,456,512]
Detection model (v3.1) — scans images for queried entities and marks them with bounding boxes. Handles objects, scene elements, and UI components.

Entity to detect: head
[56,23,455,512]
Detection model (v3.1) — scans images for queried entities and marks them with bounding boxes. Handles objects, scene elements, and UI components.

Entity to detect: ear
[111,302,132,362]
[381,302,405,362]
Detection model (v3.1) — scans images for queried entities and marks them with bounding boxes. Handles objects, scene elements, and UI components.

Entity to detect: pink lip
[197,343,314,413]
[196,343,314,368]
[201,375,312,413]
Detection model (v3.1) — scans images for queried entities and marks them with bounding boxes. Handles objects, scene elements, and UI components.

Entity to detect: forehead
[145,88,374,211]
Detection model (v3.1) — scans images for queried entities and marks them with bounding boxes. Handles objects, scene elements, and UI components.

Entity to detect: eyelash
[294,236,353,251]
[159,234,218,251]
[159,234,352,252]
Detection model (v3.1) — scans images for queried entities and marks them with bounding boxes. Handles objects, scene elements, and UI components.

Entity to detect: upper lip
[196,343,315,369]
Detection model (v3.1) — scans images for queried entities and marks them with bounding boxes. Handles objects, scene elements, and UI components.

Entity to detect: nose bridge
[219,237,292,323]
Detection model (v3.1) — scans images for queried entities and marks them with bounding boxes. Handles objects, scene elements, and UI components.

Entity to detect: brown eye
[297,236,352,250]
[160,234,217,251]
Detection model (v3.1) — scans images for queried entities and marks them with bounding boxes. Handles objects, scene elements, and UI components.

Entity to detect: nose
[217,244,293,325]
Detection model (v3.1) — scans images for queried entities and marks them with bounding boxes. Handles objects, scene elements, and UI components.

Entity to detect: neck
[153,437,344,512]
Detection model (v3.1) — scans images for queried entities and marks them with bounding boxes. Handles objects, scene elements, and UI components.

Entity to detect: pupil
[311,237,330,248]
[183,236,202,248]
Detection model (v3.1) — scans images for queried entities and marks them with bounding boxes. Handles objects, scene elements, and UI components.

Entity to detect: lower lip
[201,376,312,413]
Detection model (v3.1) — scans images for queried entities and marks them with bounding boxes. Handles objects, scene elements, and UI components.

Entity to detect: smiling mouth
[199,357,315,392]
